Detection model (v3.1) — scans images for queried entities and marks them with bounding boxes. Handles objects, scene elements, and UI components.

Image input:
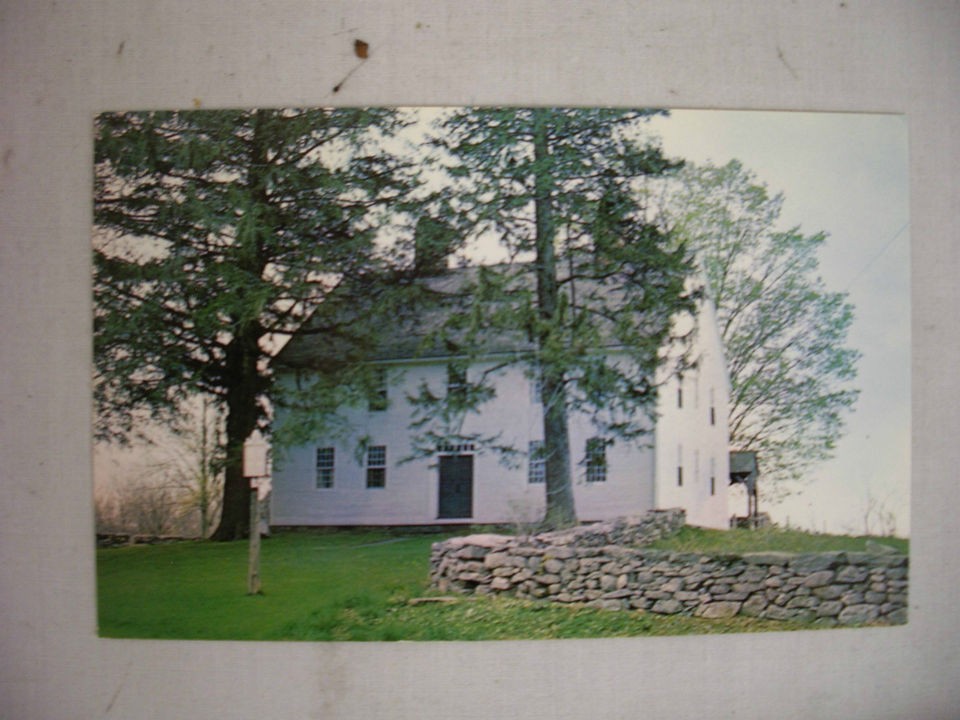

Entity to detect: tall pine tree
[413,108,696,528]
[94,108,414,539]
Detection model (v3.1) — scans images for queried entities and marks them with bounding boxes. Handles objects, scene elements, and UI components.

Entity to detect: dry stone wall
[429,510,908,626]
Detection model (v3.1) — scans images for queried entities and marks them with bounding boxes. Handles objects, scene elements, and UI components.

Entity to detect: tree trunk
[532,111,577,529]
[210,332,262,540]
[214,451,250,541]
[541,373,577,528]
[211,111,270,542]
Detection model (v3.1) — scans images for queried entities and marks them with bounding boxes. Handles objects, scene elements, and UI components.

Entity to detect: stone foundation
[429,510,908,626]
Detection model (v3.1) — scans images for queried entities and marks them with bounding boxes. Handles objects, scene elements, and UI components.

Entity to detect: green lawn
[648,525,909,555]
[97,527,906,641]
[97,531,436,640]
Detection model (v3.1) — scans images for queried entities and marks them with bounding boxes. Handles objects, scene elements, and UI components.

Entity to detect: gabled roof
[274,262,695,371]
[273,265,535,370]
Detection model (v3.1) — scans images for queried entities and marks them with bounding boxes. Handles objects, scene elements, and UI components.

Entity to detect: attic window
[366,445,387,488]
[369,367,388,412]
[585,437,607,483]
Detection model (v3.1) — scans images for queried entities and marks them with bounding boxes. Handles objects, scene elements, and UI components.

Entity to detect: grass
[97,526,907,641]
[648,525,909,555]
[97,531,437,640]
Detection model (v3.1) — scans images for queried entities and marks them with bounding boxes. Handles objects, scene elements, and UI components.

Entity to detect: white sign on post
[242,437,270,479]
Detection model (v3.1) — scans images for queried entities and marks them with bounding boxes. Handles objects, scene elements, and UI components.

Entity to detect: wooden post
[243,437,269,596]
[247,481,261,595]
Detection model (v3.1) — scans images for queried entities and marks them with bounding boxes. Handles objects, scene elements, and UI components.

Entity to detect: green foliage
[93,108,416,538]
[663,160,860,499]
[97,531,819,640]
[412,108,697,527]
[94,108,411,441]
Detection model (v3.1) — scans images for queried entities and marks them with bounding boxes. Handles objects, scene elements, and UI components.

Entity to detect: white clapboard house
[270,264,732,530]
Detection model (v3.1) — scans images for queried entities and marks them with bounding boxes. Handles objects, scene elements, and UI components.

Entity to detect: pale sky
[648,109,911,535]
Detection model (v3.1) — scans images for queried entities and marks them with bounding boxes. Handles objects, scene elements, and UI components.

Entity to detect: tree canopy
[94,108,415,539]
[662,160,860,499]
[409,107,697,527]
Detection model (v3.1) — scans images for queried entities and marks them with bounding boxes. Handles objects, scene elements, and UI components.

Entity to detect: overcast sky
[647,109,911,535]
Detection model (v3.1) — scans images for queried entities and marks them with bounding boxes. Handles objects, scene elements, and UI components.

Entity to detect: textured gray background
[1,2,958,718]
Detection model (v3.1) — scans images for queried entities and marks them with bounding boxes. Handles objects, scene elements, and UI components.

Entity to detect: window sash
[585,437,607,483]
[315,447,335,489]
[366,445,387,488]
[528,440,546,484]
[366,467,386,488]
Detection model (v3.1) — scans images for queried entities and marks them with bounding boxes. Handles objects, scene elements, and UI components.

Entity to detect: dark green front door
[438,454,473,519]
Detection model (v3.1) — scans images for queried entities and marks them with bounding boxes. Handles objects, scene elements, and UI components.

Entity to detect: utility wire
[843,221,910,293]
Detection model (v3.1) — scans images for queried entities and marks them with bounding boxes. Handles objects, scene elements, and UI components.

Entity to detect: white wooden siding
[271,298,730,527]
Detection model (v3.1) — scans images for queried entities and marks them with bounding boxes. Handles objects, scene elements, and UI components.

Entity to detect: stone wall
[96,533,197,548]
[429,510,908,626]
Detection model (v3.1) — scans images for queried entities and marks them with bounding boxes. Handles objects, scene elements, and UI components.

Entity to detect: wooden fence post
[248,482,262,595]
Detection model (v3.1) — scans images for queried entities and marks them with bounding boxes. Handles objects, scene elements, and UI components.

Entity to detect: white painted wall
[654,299,732,529]
[271,299,730,527]
[271,358,658,526]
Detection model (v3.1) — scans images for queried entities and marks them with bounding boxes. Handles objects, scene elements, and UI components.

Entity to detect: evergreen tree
[663,160,860,499]
[415,108,696,528]
[93,108,414,539]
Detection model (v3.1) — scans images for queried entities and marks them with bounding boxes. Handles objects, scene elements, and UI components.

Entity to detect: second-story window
[447,363,467,404]
[369,367,388,412]
[585,437,607,483]
[528,440,546,484]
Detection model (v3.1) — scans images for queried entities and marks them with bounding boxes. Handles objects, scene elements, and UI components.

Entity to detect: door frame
[436,452,474,520]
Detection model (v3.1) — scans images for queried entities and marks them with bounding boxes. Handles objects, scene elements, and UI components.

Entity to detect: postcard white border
[2,2,958,718]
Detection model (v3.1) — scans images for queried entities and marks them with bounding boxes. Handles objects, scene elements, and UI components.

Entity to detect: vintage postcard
[92,107,909,640]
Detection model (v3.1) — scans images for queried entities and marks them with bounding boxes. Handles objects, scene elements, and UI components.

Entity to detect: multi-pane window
[585,437,607,483]
[528,440,546,484]
[369,367,388,411]
[316,447,335,489]
[366,445,387,488]
[447,363,467,403]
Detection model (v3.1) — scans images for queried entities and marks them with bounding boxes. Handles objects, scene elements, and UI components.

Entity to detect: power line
[843,220,910,293]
